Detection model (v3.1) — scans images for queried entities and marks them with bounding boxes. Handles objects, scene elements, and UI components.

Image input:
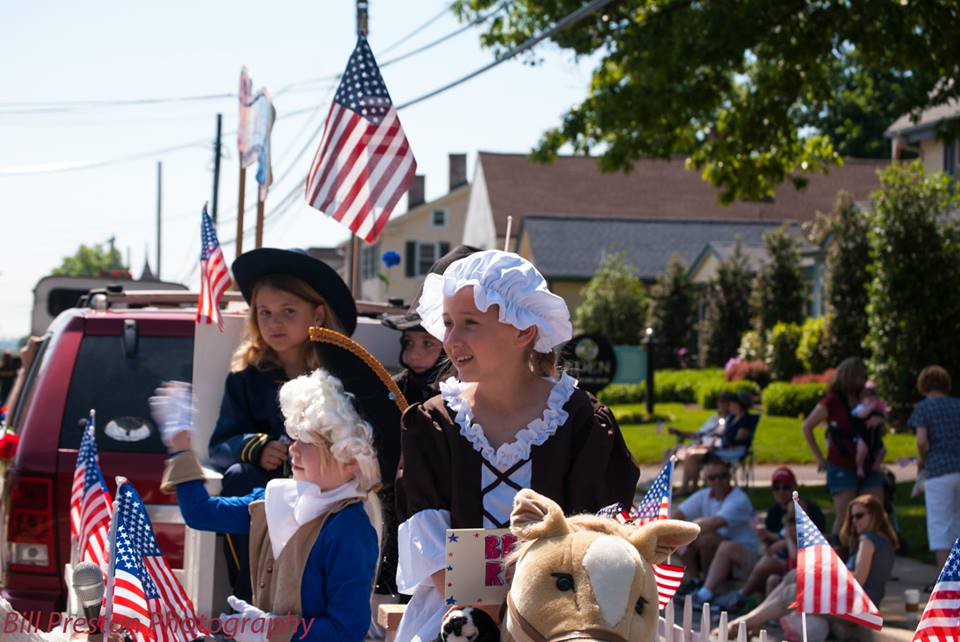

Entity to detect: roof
[886,97,960,140]
[520,216,802,280]
[477,152,886,237]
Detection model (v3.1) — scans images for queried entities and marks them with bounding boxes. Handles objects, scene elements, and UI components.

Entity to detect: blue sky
[0,1,598,338]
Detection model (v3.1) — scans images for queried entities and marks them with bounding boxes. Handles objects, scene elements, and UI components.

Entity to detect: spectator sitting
[668,391,735,493]
[714,468,824,612]
[679,392,757,493]
[852,381,888,479]
[674,455,760,606]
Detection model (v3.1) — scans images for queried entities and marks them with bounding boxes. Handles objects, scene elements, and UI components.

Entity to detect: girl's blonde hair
[231,275,345,372]
[278,369,383,561]
[838,494,898,551]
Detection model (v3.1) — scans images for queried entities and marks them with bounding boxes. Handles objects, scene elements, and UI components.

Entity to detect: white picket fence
[659,594,770,642]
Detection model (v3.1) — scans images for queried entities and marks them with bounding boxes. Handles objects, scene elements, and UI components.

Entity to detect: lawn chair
[715,414,758,488]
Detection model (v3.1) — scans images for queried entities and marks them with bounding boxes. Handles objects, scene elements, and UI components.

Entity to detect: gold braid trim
[308,326,409,412]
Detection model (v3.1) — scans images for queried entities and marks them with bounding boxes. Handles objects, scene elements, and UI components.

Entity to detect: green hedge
[598,368,737,408]
[696,379,760,409]
[762,382,826,417]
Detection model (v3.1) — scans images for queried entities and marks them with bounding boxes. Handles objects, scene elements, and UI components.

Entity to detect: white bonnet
[416,250,572,353]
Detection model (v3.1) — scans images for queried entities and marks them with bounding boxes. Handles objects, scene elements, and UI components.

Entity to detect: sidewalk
[638,461,920,488]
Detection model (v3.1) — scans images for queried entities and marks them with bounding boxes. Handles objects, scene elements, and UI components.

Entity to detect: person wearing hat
[208,247,358,601]
[151,340,400,642]
[380,245,481,406]
[394,250,640,642]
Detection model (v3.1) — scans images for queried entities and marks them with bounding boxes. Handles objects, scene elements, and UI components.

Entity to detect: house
[339,154,470,305]
[463,152,887,250]
[516,216,817,315]
[885,97,960,177]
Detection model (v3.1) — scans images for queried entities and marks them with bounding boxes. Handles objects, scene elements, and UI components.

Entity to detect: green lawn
[613,402,917,464]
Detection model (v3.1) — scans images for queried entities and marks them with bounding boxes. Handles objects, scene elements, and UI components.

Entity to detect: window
[432,209,447,227]
[360,242,380,280]
[405,241,451,277]
[59,335,194,453]
[945,139,957,179]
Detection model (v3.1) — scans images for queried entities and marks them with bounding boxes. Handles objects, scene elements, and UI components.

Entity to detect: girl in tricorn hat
[208,247,358,600]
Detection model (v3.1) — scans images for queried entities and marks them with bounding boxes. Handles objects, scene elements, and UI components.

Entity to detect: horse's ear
[510,489,570,541]
[629,519,700,564]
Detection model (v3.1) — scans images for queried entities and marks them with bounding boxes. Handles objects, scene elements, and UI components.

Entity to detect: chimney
[449,153,467,190]
[408,174,425,208]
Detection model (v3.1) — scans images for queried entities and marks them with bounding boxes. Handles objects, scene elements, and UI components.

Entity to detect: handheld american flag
[913,537,960,642]
[70,410,112,568]
[105,478,204,642]
[793,493,882,630]
[196,204,231,330]
[597,459,681,608]
[305,35,417,243]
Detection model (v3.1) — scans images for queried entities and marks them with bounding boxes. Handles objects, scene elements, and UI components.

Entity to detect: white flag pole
[503,215,513,252]
[101,477,126,638]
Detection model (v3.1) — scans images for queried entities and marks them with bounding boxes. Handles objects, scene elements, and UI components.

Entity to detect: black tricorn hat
[379,244,483,332]
[232,248,358,336]
[308,327,407,487]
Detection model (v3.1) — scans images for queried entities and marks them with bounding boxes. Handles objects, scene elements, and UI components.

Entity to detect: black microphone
[72,561,105,641]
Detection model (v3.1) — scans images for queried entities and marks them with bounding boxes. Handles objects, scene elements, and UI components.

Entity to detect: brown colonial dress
[393,373,640,642]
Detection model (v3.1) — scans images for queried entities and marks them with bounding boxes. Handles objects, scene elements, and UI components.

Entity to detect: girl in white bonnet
[394,250,640,642]
[153,369,381,642]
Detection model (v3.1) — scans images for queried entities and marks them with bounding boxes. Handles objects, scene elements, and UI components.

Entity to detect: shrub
[791,368,836,384]
[597,368,725,405]
[575,251,649,344]
[797,317,830,374]
[725,357,771,388]
[765,322,804,381]
[751,225,806,341]
[738,330,763,361]
[821,194,871,363]
[698,241,754,366]
[697,379,760,410]
[647,254,696,367]
[763,382,826,417]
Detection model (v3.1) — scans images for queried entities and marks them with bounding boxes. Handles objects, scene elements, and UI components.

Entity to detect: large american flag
[598,459,681,608]
[793,494,882,630]
[106,479,204,642]
[305,35,417,243]
[913,537,960,642]
[70,411,112,568]
[196,205,231,330]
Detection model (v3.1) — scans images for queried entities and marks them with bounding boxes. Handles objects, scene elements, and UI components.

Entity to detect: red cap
[771,467,797,486]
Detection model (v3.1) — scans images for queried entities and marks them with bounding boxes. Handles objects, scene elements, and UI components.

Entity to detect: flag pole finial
[792,490,800,501]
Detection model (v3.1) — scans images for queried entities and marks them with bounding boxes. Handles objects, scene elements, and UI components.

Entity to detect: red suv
[1,288,401,626]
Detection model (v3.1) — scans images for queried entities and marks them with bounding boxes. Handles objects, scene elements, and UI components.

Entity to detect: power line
[377,2,453,55]
[0,92,235,114]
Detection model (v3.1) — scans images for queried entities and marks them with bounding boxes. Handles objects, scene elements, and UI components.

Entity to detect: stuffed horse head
[502,489,699,642]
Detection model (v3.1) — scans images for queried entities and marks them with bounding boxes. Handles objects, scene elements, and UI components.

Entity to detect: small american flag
[305,35,417,243]
[106,478,204,642]
[598,459,680,609]
[70,410,111,568]
[913,537,960,642]
[794,494,882,630]
[196,205,231,330]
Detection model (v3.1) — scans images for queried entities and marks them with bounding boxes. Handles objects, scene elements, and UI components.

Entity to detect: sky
[0,1,600,339]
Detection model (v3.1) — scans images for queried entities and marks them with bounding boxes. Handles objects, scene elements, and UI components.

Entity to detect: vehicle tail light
[7,475,55,573]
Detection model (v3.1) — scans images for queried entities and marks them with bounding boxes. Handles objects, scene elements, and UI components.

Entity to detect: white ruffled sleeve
[396,508,451,595]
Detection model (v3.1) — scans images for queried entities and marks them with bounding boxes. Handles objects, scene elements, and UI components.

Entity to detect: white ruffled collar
[440,372,578,470]
[264,478,365,559]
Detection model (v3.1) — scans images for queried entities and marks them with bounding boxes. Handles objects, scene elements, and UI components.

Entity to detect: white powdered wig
[278,369,381,493]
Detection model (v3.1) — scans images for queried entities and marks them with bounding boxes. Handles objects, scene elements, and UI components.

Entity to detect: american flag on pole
[597,459,681,608]
[105,478,204,642]
[70,410,112,568]
[913,537,960,642]
[196,204,231,330]
[793,493,883,630]
[304,35,417,243]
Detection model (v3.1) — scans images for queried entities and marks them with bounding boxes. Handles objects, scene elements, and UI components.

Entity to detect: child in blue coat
[152,369,381,642]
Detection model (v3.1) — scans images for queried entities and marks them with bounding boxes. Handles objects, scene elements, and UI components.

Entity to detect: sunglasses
[706,472,730,481]
[852,512,868,521]
[772,483,795,491]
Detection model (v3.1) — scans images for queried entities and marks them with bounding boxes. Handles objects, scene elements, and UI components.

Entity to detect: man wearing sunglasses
[674,455,760,607]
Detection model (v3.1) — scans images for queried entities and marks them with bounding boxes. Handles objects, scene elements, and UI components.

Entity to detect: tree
[865,161,960,417]
[454,0,957,202]
[698,241,754,367]
[575,251,648,345]
[751,225,805,340]
[52,241,127,278]
[646,254,696,367]
[820,194,872,364]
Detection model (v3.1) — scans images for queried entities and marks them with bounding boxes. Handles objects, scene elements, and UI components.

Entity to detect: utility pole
[156,161,163,280]
[212,113,223,225]
[349,0,369,298]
